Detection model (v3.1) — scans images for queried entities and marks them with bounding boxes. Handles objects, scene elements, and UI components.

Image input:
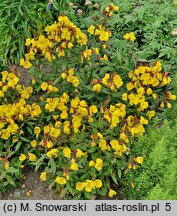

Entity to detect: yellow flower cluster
[92,72,123,93]
[75,179,102,192]
[43,93,98,135]
[61,68,80,87]
[20,16,88,69]
[100,103,126,129]
[55,176,67,185]
[92,134,127,156]
[102,72,123,91]
[126,61,175,111]
[123,115,148,137]
[88,24,112,41]
[123,32,136,42]
[47,148,58,158]
[104,4,119,16]
[81,47,108,62]
[0,71,19,92]
[40,82,58,93]
[19,152,36,162]
[89,158,104,171]
[0,72,42,140]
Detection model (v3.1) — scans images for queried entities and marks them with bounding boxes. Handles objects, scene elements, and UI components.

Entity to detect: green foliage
[116,0,177,73]
[122,118,177,200]
[0,0,54,64]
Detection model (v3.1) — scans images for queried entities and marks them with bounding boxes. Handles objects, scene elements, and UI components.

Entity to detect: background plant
[121,117,177,200]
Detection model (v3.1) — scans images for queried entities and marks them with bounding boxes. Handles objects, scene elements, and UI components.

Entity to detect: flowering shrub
[0,4,176,199]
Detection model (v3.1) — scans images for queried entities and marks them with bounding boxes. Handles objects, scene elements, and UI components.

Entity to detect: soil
[2,170,59,200]
[1,65,126,200]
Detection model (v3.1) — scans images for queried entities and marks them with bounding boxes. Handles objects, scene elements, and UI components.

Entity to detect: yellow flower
[140,116,148,125]
[20,58,32,69]
[136,156,143,164]
[34,126,41,136]
[110,140,120,150]
[120,132,129,143]
[76,149,84,158]
[89,105,98,115]
[0,90,4,97]
[0,122,5,130]
[46,140,53,148]
[146,88,153,95]
[68,42,73,49]
[60,111,68,119]
[126,82,134,91]
[25,38,31,46]
[94,179,102,188]
[89,160,95,167]
[123,32,136,42]
[113,74,123,88]
[93,47,99,54]
[19,153,26,161]
[71,97,80,108]
[129,32,136,41]
[99,30,110,41]
[28,153,36,162]
[84,180,95,192]
[160,101,164,108]
[76,182,85,191]
[123,33,129,40]
[41,82,48,91]
[70,162,78,171]
[30,140,37,148]
[72,77,80,87]
[92,84,101,92]
[61,72,67,79]
[108,189,117,197]
[55,176,67,185]
[95,158,103,171]
[88,25,95,34]
[140,101,148,110]
[63,147,71,158]
[99,139,108,151]
[44,125,51,134]
[46,148,58,158]
[167,102,172,109]
[40,172,47,181]
[146,110,155,119]
[97,133,103,139]
[122,93,128,101]
[152,93,158,100]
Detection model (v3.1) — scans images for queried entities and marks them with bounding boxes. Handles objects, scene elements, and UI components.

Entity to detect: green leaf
[112,175,118,185]
[97,187,107,196]
[87,147,97,153]
[6,167,18,174]
[20,137,30,143]
[34,154,46,171]
[66,183,75,196]
[84,191,93,199]
[50,158,56,174]
[26,126,33,135]
[5,175,15,187]
[118,169,122,179]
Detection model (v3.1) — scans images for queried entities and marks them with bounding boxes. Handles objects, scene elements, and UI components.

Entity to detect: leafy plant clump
[122,118,177,200]
[0,3,176,199]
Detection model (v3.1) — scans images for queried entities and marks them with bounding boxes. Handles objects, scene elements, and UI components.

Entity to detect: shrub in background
[121,118,177,200]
